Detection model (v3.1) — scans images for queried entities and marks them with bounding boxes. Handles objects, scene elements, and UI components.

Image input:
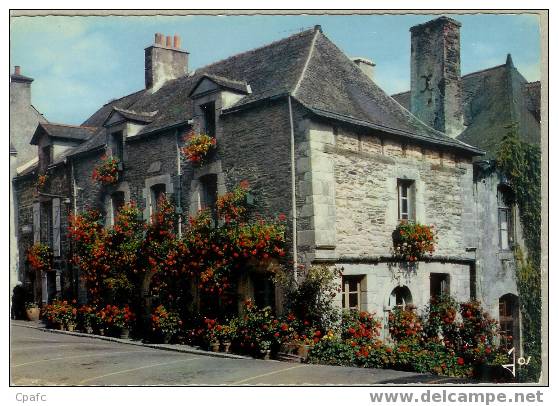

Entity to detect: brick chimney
[410,17,465,138]
[145,33,189,92]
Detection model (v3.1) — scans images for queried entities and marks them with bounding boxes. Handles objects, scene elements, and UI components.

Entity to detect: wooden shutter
[52,198,61,256]
[32,202,40,244]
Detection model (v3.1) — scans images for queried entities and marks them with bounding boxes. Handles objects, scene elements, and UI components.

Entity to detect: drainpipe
[175,129,183,238]
[288,95,298,280]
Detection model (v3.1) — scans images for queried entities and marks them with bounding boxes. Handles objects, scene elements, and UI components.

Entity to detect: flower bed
[392,222,437,261]
[92,155,119,185]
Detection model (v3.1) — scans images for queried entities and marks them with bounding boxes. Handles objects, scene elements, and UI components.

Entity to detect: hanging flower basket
[35,174,48,191]
[181,131,216,166]
[392,222,437,262]
[27,243,53,272]
[92,155,120,185]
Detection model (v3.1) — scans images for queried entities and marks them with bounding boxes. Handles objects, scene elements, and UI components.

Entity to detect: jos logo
[502,347,531,377]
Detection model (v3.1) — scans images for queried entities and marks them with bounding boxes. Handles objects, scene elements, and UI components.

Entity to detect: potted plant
[203,318,221,351]
[392,222,437,262]
[27,243,53,272]
[25,302,40,321]
[113,305,135,339]
[180,131,216,166]
[78,305,98,334]
[150,305,181,344]
[92,155,120,185]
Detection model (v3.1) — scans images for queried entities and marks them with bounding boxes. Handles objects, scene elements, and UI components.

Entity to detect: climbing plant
[496,123,542,382]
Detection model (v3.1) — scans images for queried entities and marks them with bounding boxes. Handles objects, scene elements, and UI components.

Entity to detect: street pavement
[10,322,463,385]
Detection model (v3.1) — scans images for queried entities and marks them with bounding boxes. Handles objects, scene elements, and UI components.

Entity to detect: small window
[252,273,275,310]
[40,145,52,171]
[111,131,124,163]
[388,286,412,308]
[498,187,514,250]
[39,201,53,246]
[201,102,216,137]
[111,191,126,223]
[342,276,363,310]
[430,273,450,298]
[150,184,166,218]
[199,174,218,224]
[397,179,415,221]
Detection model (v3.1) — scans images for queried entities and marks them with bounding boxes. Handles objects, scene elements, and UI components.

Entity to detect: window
[201,102,216,137]
[199,174,218,225]
[342,276,363,310]
[111,191,126,222]
[499,294,519,350]
[40,201,53,246]
[111,131,124,163]
[40,145,52,172]
[498,187,514,250]
[388,286,412,308]
[252,273,275,310]
[397,179,415,221]
[150,184,166,218]
[430,273,450,298]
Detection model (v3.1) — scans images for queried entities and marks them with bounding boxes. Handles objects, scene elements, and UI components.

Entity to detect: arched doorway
[499,293,520,350]
[388,286,413,308]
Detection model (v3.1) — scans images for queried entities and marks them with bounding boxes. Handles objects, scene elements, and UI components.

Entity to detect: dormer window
[201,102,216,137]
[110,131,124,164]
[40,145,52,172]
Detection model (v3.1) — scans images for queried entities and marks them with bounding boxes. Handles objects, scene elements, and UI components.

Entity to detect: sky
[10,13,542,125]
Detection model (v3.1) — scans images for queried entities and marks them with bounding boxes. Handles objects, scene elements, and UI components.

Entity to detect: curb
[12,322,250,360]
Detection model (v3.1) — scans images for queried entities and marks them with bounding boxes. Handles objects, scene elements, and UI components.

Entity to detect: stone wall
[473,171,521,320]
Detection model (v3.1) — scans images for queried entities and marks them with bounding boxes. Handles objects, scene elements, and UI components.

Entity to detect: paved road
[11,322,461,386]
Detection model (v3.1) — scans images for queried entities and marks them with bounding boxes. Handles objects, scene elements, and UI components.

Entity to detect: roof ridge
[292,29,320,97]
[43,122,98,130]
[462,64,507,79]
[101,88,145,108]
[197,28,316,74]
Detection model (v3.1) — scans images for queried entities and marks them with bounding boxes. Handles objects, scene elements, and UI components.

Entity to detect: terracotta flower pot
[85,326,94,334]
[66,323,76,332]
[222,341,232,353]
[210,341,220,352]
[25,306,40,322]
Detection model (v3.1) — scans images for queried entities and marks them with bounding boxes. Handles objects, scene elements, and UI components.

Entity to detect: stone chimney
[145,33,189,92]
[352,57,376,81]
[10,65,34,106]
[410,17,465,138]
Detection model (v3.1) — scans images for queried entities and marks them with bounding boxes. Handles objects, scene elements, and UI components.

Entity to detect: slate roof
[30,123,98,145]
[77,27,479,156]
[10,73,33,83]
[391,60,540,158]
[109,107,157,124]
[189,74,250,96]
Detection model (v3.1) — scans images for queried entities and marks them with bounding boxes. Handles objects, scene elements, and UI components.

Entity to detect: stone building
[393,17,541,350]
[12,17,540,347]
[10,66,47,292]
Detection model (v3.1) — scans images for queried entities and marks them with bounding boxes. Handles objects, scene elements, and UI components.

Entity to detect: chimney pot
[166,35,172,47]
[14,66,21,75]
[173,34,180,49]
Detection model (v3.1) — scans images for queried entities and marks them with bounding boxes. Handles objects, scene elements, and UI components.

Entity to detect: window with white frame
[497,186,514,250]
[341,275,364,310]
[397,179,415,221]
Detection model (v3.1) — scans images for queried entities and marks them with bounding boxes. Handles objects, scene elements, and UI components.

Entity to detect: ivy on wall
[496,124,542,382]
